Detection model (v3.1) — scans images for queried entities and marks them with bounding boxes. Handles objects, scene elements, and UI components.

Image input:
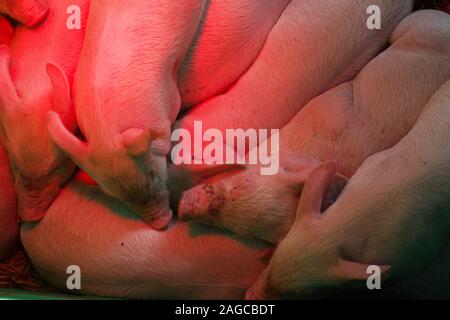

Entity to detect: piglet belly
[178,0,290,108]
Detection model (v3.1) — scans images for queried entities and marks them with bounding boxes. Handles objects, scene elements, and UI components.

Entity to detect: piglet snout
[178,186,209,221]
[177,173,240,221]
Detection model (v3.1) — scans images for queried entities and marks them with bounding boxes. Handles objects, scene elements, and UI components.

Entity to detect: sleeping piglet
[246,78,450,299]
[178,10,450,244]
[0,0,90,222]
[175,0,414,156]
[46,0,207,230]
[46,0,291,229]
[20,170,268,299]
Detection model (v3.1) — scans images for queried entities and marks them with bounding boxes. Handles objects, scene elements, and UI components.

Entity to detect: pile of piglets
[0,0,449,299]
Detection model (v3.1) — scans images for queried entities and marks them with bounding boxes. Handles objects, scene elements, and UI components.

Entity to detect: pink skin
[0,0,48,27]
[177,154,348,244]
[175,0,414,156]
[21,170,268,299]
[177,0,291,108]
[178,9,450,244]
[46,0,291,230]
[16,5,449,300]
[245,162,390,299]
[46,0,208,230]
[172,0,414,194]
[248,78,450,299]
[0,140,18,262]
[0,0,89,222]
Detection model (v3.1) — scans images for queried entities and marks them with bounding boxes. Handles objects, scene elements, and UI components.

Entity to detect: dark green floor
[0,288,109,300]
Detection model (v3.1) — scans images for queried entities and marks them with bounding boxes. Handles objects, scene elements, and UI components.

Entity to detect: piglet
[21,170,268,299]
[173,0,414,215]
[46,0,207,229]
[178,10,450,244]
[175,0,414,153]
[0,0,89,222]
[0,0,48,27]
[247,78,450,299]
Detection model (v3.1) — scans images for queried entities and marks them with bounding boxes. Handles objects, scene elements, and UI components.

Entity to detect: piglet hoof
[18,207,47,223]
[142,208,173,230]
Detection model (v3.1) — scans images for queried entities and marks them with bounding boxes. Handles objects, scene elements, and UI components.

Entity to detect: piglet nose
[177,185,210,220]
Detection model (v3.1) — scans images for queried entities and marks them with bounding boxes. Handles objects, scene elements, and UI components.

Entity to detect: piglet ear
[47,63,72,120]
[295,161,337,221]
[282,152,322,185]
[121,128,152,157]
[321,174,348,212]
[329,258,390,281]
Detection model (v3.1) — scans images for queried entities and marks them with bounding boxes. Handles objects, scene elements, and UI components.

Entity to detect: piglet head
[178,152,323,243]
[246,162,390,299]
[0,47,77,222]
[45,111,173,230]
[107,128,173,230]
